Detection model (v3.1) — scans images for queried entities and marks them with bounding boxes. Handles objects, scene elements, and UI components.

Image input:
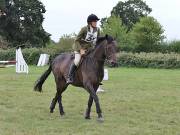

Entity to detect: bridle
[86,38,116,63]
[104,40,116,63]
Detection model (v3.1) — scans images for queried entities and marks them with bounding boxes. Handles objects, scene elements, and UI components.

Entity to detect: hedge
[118,52,180,69]
[1,48,180,69]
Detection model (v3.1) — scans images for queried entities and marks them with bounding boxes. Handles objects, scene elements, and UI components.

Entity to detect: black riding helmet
[87,14,100,23]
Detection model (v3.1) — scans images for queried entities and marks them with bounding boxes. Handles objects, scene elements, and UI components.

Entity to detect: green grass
[0,66,180,135]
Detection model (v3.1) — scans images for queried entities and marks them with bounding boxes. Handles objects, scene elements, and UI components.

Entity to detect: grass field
[0,66,180,135]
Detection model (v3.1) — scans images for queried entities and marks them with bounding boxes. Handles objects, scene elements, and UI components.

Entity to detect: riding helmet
[87,14,100,23]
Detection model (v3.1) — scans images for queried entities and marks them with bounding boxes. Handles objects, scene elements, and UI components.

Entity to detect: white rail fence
[0,47,28,74]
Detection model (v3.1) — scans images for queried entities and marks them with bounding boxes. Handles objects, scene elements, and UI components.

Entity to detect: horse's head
[101,34,118,67]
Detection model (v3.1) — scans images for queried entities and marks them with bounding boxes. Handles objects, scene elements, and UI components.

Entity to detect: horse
[34,35,118,122]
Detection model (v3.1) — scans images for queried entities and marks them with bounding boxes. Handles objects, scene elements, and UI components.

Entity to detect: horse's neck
[78,44,105,82]
[93,44,105,61]
[91,44,105,69]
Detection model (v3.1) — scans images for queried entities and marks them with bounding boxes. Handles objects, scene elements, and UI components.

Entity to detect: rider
[66,14,100,84]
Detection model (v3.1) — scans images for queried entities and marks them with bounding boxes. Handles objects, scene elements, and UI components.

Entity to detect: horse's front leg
[50,92,58,113]
[85,83,103,122]
[85,95,93,119]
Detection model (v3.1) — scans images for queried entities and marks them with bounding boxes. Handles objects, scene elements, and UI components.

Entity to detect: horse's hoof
[99,82,103,85]
[50,110,54,113]
[60,112,65,116]
[85,116,91,119]
[97,117,104,123]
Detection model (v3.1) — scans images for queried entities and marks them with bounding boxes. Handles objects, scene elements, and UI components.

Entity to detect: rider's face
[91,21,97,28]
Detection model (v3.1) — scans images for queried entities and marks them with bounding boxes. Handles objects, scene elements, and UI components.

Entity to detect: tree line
[0,0,180,53]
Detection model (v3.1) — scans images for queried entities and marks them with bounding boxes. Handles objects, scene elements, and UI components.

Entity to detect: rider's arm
[73,26,87,51]
[75,26,87,43]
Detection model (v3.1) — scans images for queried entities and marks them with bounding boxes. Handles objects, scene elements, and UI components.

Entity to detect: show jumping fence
[0,47,29,74]
[0,61,16,68]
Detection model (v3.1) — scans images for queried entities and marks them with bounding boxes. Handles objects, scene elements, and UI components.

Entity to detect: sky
[40,0,180,42]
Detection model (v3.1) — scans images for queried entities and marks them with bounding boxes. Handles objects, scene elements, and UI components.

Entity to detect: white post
[103,69,109,80]
[37,54,50,66]
[16,48,29,74]
[97,69,109,93]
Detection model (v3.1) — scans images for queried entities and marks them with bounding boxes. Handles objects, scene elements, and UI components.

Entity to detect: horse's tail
[34,65,52,92]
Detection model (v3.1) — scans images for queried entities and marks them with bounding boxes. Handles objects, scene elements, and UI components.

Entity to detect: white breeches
[74,51,81,66]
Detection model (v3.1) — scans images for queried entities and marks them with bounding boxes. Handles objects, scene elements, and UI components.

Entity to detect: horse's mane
[96,34,114,45]
[81,34,115,58]
[96,36,106,45]
[85,35,114,58]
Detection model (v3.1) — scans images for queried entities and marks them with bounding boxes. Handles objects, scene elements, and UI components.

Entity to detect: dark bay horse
[34,35,117,122]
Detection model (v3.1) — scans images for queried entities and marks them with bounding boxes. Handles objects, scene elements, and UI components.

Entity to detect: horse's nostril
[110,61,118,67]
[110,61,114,64]
[110,61,115,67]
[115,63,118,67]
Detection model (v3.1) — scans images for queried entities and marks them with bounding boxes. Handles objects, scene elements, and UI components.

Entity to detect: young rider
[67,14,100,84]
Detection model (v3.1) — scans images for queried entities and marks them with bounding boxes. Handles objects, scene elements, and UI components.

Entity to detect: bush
[0,49,16,61]
[54,34,75,52]
[167,41,180,53]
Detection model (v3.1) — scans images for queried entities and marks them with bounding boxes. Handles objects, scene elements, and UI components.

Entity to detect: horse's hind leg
[57,78,67,116]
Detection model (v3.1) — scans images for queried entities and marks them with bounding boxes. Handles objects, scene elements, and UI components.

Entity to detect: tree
[0,0,5,10]
[130,16,165,52]
[0,35,8,49]
[0,0,50,48]
[111,0,152,32]
[56,33,76,52]
[101,15,133,51]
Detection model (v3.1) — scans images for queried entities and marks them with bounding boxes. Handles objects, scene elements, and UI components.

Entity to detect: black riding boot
[66,63,77,84]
